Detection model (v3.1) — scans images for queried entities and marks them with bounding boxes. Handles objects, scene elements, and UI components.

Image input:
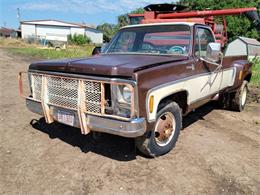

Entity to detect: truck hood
[29,54,188,77]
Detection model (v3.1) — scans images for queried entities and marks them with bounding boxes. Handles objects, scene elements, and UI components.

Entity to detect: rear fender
[230,60,252,90]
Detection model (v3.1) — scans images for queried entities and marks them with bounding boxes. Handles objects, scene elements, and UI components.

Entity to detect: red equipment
[128,4,259,47]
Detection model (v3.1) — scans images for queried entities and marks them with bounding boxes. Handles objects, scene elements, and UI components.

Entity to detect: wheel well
[244,74,252,82]
[158,91,188,114]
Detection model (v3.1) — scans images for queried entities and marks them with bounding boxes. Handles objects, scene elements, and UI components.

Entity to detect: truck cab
[19,22,252,157]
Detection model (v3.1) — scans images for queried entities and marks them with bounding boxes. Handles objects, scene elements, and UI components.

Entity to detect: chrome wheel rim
[241,87,247,106]
[154,112,176,147]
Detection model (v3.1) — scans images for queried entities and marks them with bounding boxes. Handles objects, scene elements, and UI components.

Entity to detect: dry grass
[8,46,94,59]
[0,38,94,59]
[0,37,33,48]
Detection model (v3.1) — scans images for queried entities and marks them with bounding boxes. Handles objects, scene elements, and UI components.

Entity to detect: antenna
[17,8,21,22]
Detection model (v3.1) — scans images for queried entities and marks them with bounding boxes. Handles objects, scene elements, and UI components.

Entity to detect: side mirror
[92,46,101,56]
[206,42,221,62]
[92,43,109,56]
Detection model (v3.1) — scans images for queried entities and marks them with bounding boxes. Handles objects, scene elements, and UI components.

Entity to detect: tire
[230,80,248,111]
[135,102,182,157]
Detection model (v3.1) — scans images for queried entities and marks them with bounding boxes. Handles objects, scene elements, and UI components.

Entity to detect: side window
[195,27,215,57]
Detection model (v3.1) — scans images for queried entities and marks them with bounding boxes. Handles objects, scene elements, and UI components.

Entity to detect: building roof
[238,37,260,46]
[0,27,16,36]
[20,19,98,30]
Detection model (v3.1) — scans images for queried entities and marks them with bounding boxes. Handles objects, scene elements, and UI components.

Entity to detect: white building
[225,37,260,59]
[20,19,103,44]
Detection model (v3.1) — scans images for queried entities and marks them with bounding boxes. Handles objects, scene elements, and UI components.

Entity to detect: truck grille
[84,81,101,114]
[31,74,42,101]
[47,77,79,110]
[31,74,102,114]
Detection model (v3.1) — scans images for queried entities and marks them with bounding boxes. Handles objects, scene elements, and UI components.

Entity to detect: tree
[130,7,145,14]
[117,7,145,28]
[178,0,260,41]
[117,14,128,28]
[68,34,91,45]
[98,7,145,42]
[97,23,117,42]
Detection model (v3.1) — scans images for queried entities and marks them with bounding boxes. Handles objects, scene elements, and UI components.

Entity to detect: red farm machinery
[128,4,260,47]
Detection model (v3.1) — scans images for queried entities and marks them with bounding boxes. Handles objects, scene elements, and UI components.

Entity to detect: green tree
[117,14,129,28]
[130,7,145,14]
[98,7,145,42]
[178,0,260,41]
[117,7,145,28]
[97,23,118,42]
[68,34,91,45]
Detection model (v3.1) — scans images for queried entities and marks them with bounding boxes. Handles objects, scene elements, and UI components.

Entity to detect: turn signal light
[239,70,243,80]
[149,95,154,113]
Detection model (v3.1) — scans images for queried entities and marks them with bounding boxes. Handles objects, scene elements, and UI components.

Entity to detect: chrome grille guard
[19,71,137,135]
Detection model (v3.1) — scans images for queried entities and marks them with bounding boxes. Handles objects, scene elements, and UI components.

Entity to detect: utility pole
[17,8,21,23]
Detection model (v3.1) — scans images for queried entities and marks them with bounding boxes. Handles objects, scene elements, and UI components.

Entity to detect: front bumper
[26,99,146,138]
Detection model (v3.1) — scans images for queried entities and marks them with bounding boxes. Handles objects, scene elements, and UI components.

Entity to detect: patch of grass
[0,37,29,47]
[8,46,94,59]
[251,57,260,87]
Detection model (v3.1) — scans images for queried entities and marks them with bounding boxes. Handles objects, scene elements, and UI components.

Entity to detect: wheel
[135,102,182,157]
[230,80,248,111]
[219,80,249,111]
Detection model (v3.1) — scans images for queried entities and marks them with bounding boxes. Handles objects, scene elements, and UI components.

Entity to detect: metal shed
[20,19,103,44]
[225,37,260,59]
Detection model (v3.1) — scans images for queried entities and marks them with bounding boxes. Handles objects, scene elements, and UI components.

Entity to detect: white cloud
[18,0,177,14]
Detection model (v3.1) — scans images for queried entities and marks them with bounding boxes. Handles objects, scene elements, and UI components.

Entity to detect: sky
[0,0,177,29]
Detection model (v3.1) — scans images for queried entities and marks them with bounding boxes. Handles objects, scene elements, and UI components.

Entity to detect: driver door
[194,26,223,97]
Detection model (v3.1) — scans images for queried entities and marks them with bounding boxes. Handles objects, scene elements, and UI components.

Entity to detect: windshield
[105,25,191,56]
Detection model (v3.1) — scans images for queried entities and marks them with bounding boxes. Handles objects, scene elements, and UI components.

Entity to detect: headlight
[110,84,133,118]
[122,86,131,103]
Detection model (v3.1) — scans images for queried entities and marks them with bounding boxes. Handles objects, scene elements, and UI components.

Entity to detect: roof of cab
[121,22,197,30]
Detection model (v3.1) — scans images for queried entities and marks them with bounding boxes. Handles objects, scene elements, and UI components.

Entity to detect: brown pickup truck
[19,22,252,157]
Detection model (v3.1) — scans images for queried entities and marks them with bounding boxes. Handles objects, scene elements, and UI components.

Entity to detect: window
[194,27,215,57]
[111,31,136,52]
[142,31,190,55]
[106,25,191,56]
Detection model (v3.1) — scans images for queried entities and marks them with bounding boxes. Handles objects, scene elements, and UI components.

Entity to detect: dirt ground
[0,48,260,194]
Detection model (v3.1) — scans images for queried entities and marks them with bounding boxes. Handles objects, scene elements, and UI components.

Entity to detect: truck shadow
[30,118,137,161]
[30,102,218,161]
[182,102,217,129]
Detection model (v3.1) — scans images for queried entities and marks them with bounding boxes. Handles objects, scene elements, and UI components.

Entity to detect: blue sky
[0,0,177,29]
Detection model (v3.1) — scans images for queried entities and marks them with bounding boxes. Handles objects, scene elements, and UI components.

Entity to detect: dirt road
[0,48,260,194]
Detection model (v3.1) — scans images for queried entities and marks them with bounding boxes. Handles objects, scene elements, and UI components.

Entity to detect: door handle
[186,64,195,71]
